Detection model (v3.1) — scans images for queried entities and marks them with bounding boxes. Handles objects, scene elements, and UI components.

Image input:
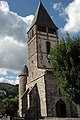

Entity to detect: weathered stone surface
[19,1,79,119]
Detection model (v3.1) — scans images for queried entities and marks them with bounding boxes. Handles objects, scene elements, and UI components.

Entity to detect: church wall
[37,77,47,117]
[70,102,78,117]
[37,32,57,69]
[27,52,45,83]
[44,71,78,117]
[26,84,40,118]
[19,76,27,97]
[19,76,27,117]
[44,71,72,117]
[19,99,22,117]
[28,36,37,59]
[26,75,47,118]
[37,53,51,69]
[19,1,79,118]
[44,71,58,117]
[28,25,36,42]
[37,32,57,53]
[77,105,80,117]
[27,53,37,81]
[22,93,27,117]
[27,34,48,83]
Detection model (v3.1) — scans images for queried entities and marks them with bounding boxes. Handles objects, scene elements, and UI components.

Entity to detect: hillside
[0,83,18,98]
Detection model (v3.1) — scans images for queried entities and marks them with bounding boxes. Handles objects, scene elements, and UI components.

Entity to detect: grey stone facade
[19,1,79,119]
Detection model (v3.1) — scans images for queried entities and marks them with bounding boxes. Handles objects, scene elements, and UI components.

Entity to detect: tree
[50,34,80,105]
[6,97,18,116]
[0,84,19,117]
[2,97,18,117]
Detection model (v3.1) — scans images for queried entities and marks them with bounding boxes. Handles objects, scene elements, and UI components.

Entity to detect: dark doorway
[56,99,66,117]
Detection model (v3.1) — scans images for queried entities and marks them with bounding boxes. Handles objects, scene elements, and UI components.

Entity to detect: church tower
[27,1,58,72]
[19,1,78,119]
[27,1,58,84]
[26,1,59,118]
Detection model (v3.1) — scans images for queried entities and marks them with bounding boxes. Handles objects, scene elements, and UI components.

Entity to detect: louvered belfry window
[48,28,56,34]
[37,25,46,32]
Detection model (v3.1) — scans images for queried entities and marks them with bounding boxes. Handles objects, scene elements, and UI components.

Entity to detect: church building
[19,1,78,119]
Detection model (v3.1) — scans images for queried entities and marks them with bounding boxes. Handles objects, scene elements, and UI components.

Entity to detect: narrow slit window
[46,41,51,54]
[27,93,30,109]
[32,29,34,37]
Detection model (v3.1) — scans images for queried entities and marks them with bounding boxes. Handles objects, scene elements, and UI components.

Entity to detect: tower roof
[29,1,58,31]
[19,65,28,77]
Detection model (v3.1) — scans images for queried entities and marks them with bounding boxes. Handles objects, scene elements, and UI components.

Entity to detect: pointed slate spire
[19,65,28,76]
[29,1,58,31]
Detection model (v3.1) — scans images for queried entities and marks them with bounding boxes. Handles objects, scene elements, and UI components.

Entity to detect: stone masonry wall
[44,71,77,117]
[37,31,57,69]
[26,74,47,117]
[19,76,27,117]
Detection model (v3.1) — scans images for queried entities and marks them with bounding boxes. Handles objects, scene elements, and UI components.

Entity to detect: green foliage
[0,83,19,117]
[0,97,18,116]
[0,83,18,98]
[50,34,80,104]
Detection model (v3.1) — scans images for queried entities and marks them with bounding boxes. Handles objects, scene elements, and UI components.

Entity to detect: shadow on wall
[26,83,41,120]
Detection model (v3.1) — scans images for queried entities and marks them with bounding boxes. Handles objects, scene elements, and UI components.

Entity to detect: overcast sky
[0,0,80,84]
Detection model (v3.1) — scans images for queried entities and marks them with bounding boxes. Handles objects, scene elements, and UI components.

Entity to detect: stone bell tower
[27,1,58,84]
[27,1,58,72]
[26,1,58,118]
[19,1,78,119]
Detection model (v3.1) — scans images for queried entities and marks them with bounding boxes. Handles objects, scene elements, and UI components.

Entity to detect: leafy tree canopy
[0,83,19,117]
[50,34,80,105]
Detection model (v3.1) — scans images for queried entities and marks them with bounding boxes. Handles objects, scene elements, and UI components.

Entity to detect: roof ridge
[28,1,58,32]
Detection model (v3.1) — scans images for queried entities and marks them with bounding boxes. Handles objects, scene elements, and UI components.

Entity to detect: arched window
[46,41,51,54]
[56,99,66,117]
